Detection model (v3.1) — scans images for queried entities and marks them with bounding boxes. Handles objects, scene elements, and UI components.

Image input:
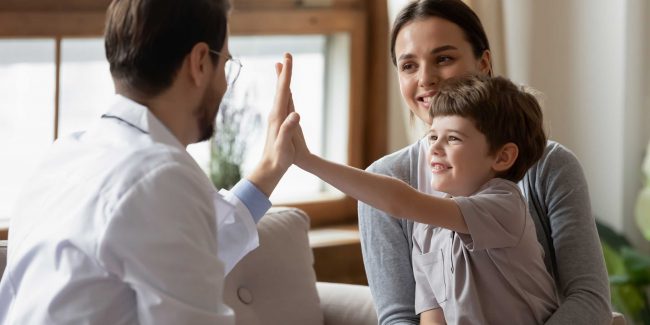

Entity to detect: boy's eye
[428,135,438,143]
[448,136,461,142]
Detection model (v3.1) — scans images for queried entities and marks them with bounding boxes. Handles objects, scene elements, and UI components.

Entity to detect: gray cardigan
[358,140,612,325]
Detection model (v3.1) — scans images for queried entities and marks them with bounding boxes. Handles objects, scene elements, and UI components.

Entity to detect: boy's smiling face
[427,115,498,197]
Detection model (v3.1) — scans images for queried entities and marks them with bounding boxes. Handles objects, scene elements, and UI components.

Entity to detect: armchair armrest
[317,282,377,325]
[611,312,625,325]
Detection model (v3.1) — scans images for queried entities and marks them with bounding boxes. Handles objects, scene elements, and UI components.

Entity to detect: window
[0,40,56,224]
[188,34,350,203]
[228,9,368,225]
[59,38,113,137]
[0,5,368,229]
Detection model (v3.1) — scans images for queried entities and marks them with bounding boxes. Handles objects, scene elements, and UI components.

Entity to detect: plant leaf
[597,220,632,252]
[636,188,650,242]
[620,247,650,285]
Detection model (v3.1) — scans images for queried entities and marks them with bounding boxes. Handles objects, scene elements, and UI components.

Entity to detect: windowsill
[0,218,8,240]
[308,223,367,285]
[0,192,356,241]
[308,223,359,248]
[291,199,356,228]
[0,187,357,239]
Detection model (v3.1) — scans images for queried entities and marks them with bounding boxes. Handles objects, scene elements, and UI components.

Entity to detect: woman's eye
[400,62,416,72]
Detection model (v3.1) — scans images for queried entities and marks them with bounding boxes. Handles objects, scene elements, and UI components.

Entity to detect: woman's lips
[417,97,432,110]
[417,91,437,108]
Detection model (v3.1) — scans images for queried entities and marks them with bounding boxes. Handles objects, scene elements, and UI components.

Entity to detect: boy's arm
[537,143,612,324]
[293,127,468,233]
[420,309,446,325]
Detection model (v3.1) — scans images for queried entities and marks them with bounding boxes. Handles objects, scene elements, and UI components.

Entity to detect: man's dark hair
[431,75,547,182]
[105,0,230,97]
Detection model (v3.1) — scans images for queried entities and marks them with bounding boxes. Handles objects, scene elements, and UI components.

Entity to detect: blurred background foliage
[598,141,650,324]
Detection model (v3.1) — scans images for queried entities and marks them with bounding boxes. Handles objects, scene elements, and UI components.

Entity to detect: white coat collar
[103,94,186,151]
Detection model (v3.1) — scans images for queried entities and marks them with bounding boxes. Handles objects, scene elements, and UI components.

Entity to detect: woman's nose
[418,64,438,88]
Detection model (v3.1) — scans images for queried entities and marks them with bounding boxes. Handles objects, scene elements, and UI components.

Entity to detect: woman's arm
[358,145,420,325]
[533,142,612,325]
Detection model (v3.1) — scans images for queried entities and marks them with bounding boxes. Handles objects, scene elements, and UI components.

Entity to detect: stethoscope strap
[101,114,149,135]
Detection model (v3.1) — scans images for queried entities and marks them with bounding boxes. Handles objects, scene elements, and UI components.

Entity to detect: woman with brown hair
[358,1,611,324]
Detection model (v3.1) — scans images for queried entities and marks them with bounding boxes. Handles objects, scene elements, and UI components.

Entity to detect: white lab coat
[0,95,263,324]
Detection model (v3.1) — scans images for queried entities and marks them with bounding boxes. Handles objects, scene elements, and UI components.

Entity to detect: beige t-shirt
[412,178,559,324]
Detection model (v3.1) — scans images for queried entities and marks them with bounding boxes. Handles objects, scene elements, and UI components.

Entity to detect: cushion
[317,282,377,325]
[224,208,324,325]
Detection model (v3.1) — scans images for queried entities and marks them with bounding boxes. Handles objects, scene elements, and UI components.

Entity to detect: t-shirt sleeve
[452,179,528,251]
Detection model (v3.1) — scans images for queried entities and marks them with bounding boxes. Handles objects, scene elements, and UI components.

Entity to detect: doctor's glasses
[209,49,242,87]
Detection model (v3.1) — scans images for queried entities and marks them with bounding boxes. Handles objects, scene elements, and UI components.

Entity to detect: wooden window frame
[230,9,367,226]
[0,2,369,229]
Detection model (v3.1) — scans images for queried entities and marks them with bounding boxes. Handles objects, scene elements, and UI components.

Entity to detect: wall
[501,0,649,249]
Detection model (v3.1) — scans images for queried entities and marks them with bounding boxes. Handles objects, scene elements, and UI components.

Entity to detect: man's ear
[187,42,211,87]
[492,142,518,173]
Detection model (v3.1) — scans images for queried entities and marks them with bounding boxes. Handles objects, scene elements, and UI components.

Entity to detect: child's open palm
[289,97,311,169]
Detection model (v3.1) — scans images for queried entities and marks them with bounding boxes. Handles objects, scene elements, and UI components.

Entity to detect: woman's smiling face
[394,17,491,125]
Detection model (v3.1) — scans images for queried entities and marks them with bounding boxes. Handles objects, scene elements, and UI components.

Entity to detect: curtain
[462,0,507,76]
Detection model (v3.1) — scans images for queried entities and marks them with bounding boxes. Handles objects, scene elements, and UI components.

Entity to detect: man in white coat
[0,0,300,323]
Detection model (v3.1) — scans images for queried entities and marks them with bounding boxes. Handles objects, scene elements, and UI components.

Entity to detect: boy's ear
[492,142,518,173]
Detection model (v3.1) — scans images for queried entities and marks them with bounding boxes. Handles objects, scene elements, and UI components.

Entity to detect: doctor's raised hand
[247,53,300,197]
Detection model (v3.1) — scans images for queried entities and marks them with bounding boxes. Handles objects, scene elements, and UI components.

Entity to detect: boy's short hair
[104,0,230,97]
[430,75,547,182]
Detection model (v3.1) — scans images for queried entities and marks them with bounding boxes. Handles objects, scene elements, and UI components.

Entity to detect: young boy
[292,75,559,324]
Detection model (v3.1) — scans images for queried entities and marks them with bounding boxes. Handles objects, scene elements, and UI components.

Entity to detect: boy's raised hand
[288,97,311,169]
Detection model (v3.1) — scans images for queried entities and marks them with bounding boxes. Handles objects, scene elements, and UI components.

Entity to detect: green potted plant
[598,140,650,324]
[210,91,260,190]
[636,141,650,243]
[598,222,650,324]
